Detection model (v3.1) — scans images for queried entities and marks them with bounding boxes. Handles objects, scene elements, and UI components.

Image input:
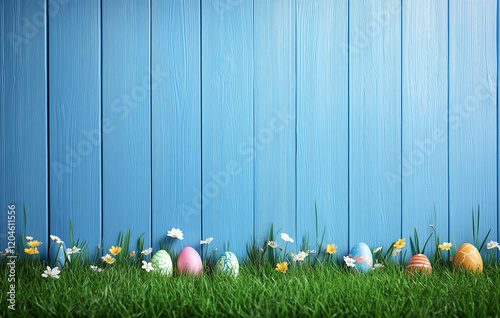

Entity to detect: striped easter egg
[150,250,173,276]
[406,254,431,276]
[454,243,483,273]
[216,251,239,277]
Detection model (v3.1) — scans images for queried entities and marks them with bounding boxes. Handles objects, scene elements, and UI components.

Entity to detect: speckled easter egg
[177,247,203,275]
[406,254,432,276]
[348,242,372,274]
[50,242,67,268]
[151,250,173,276]
[216,251,239,277]
[454,243,483,273]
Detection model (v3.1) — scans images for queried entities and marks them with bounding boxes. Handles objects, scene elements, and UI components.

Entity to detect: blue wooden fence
[1,0,498,260]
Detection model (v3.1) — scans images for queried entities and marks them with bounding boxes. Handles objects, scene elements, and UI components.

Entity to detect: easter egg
[216,251,239,277]
[151,250,173,276]
[177,247,203,275]
[406,254,432,276]
[49,242,67,268]
[348,242,373,274]
[454,243,483,273]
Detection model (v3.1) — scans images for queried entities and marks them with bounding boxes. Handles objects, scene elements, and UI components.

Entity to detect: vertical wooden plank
[49,0,101,253]
[296,0,349,255]
[349,0,401,250]
[152,0,200,253]
[254,0,296,251]
[0,0,48,257]
[449,0,497,248]
[102,0,151,250]
[402,0,448,257]
[202,0,253,257]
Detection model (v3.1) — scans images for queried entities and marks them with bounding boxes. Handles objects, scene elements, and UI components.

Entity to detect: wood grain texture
[254,0,296,251]
[102,0,151,250]
[49,0,101,253]
[449,0,498,247]
[0,0,48,257]
[151,0,201,253]
[296,0,349,255]
[202,0,253,257]
[349,0,402,250]
[402,0,448,257]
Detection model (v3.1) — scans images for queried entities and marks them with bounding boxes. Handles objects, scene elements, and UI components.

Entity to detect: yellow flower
[130,251,136,257]
[25,248,39,255]
[275,262,288,273]
[28,240,42,247]
[326,244,337,255]
[394,238,406,249]
[439,242,452,251]
[101,254,116,264]
[109,246,122,256]
[290,253,294,257]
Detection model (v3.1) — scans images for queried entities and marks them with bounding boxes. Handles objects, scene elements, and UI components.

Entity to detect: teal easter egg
[49,242,66,268]
[151,250,173,276]
[348,242,372,274]
[216,251,239,277]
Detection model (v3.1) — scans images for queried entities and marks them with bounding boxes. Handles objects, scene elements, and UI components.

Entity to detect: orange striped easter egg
[454,243,483,273]
[406,254,432,276]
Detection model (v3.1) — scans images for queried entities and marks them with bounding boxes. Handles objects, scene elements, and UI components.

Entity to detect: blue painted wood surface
[202,0,254,257]
[449,0,498,248]
[297,0,349,256]
[254,0,297,252]
[48,0,101,254]
[0,0,48,257]
[151,0,201,254]
[1,0,500,259]
[102,0,151,252]
[349,0,402,250]
[402,0,448,257]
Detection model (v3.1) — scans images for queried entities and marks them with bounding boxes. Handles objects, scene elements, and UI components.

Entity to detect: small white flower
[281,233,294,243]
[268,241,279,249]
[374,247,382,253]
[167,228,184,240]
[90,265,103,272]
[200,237,213,245]
[26,236,33,241]
[344,256,356,268]
[142,260,154,272]
[141,247,153,255]
[66,246,81,255]
[373,263,384,270]
[487,241,499,250]
[293,251,308,262]
[50,235,64,244]
[306,250,317,254]
[42,266,60,279]
[392,248,402,256]
[1,248,10,256]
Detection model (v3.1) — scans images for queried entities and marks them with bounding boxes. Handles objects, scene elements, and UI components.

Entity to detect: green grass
[2,262,500,317]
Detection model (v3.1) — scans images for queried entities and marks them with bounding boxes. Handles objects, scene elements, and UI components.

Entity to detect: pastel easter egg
[406,254,432,276]
[348,242,373,274]
[49,242,67,268]
[177,247,203,275]
[454,243,483,273]
[216,251,239,277]
[151,250,173,276]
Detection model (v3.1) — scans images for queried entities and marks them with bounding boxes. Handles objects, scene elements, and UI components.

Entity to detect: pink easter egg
[177,247,203,275]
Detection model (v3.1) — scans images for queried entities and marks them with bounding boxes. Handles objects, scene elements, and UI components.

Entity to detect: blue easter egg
[348,242,373,274]
[49,242,67,268]
[216,251,239,277]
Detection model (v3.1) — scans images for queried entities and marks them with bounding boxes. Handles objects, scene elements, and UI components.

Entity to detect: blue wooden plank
[449,0,497,249]
[102,0,151,251]
[254,0,297,252]
[49,0,101,254]
[402,0,448,257]
[296,0,349,256]
[202,0,253,258]
[0,0,48,257]
[151,0,201,253]
[349,0,401,250]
